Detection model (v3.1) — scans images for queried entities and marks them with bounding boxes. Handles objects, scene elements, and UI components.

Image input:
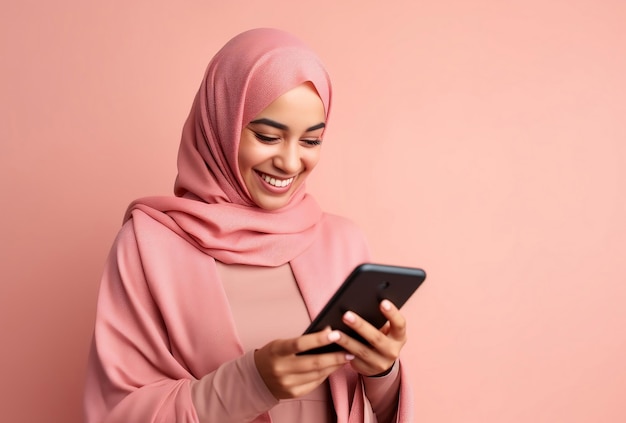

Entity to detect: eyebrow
[249,118,325,132]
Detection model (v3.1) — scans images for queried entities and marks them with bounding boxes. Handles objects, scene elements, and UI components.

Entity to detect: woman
[84,28,413,422]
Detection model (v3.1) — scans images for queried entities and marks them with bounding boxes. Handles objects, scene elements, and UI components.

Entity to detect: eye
[253,132,280,143]
[302,139,322,147]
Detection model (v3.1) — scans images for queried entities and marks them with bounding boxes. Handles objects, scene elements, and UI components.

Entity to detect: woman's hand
[333,299,407,377]
[254,328,354,399]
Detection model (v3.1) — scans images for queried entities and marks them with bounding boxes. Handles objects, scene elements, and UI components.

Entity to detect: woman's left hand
[332,299,407,377]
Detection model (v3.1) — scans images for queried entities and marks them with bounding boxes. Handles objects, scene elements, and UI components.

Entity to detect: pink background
[2,1,625,421]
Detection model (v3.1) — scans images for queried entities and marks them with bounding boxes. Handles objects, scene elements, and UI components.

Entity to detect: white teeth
[261,173,294,187]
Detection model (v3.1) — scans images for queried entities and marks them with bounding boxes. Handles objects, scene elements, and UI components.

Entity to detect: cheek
[237,137,257,176]
[237,152,250,176]
[305,149,322,171]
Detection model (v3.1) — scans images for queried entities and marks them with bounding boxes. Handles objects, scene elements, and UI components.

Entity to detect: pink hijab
[124,28,332,266]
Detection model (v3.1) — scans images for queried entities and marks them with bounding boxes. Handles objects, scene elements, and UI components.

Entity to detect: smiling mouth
[258,172,295,188]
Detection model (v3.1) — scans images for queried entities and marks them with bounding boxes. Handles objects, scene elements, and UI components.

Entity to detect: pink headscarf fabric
[124,28,332,266]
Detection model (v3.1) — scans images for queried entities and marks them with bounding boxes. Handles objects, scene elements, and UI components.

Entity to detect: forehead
[250,83,326,125]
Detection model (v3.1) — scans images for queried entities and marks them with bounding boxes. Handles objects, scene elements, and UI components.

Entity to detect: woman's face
[238,82,326,210]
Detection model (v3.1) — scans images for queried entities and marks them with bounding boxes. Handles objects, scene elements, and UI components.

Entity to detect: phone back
[301,263,426,354]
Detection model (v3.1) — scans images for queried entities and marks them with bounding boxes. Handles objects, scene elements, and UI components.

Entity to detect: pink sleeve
[362,361,402,423]
[191,350,278,421]
[83,224,276,423]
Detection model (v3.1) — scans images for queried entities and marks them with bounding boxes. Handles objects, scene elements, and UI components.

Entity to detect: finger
[328,329,392,375]
[268,328,330,356]
[341,310,387,346]
[340,310,401,358]
[328,327,400,377]
[279,356,348,381]
[281,355,353,391]
[380,321,391,336]
[379,299,407,340]
[285,328,356,358]
[298,354,352,376]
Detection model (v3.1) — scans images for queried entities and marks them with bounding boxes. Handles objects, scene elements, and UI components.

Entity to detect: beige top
[217,261,335,422]
[216,261,401,423]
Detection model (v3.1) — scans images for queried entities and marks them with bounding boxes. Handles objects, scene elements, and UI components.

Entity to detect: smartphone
[298,263,426,355]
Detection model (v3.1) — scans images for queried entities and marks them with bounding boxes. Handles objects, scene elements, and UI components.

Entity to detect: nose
[273,141,302,174]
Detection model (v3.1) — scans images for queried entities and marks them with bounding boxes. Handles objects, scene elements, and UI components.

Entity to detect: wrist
[367,361,396,378]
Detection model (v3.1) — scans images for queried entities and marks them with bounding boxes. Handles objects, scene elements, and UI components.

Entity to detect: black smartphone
[298,263,426,355]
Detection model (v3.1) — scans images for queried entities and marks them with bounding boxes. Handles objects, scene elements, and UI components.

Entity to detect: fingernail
[345,354,355,361]
[343,311,356,323]
[381,300,392,311]
[328,331,340,342]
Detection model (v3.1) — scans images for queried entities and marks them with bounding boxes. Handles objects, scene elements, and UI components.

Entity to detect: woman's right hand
[253,328,354,399]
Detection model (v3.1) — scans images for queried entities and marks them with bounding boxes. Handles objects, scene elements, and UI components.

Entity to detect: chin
[256,200,289,211]
[252,192,294,210]
[250,181,305,210]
